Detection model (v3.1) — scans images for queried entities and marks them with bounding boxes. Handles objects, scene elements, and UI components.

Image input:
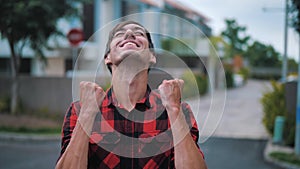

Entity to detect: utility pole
[262,0,289,82]
[282,0,289,82]
[296,33,300,155]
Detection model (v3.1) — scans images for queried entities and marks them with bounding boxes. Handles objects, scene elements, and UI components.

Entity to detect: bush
[0,95,26,115]
[261,81,287,135]
[260,81,295,146]
[284,112,295,147]
[225,69,234,88]
[197,74,208,95]
[237,67,250,83]
[222,63,235,88]
[181,71,208,99]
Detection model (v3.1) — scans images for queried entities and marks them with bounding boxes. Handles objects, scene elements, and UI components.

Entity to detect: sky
[180,0,299,61]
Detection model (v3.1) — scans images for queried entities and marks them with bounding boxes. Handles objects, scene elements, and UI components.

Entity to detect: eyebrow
[115,26,146,33]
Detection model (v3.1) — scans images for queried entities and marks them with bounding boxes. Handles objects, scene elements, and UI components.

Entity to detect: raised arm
[56,82,105,169]
[158,79,207,169]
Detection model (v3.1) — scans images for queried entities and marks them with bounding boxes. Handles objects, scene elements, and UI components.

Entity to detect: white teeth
[126,42,135,45]
[122,42,138,47]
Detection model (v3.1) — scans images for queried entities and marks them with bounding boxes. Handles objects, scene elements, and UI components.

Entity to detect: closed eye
[114,31,125,37]
[133,31,145,36]
[114,30,145,38]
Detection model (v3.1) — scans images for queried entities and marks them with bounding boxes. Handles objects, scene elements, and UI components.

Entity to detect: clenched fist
[158,79,184,113]
[80,81,106,116]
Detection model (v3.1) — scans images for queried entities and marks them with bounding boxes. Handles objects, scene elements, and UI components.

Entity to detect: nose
[124,29,135,39]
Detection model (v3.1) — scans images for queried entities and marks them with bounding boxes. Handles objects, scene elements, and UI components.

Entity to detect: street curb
[209,133,269,140]
[264,139,300,169]
[0,132,60,142]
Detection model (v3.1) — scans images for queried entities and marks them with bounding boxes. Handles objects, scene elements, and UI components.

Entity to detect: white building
[0,0,212,78]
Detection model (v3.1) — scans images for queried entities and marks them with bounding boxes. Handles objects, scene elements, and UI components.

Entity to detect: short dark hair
[104,20,155,73]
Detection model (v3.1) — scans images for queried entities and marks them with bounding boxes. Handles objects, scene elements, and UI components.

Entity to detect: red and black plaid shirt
[58,86,203,169]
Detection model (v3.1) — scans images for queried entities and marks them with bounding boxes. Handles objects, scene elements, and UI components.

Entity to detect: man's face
[105,23,156,70]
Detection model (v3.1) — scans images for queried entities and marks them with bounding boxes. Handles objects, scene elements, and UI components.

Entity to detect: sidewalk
[187,79,271,141]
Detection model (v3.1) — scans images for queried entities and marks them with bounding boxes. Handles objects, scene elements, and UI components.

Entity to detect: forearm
[167,107,207,169]
[56,111,96,169]
[175,133,207,169]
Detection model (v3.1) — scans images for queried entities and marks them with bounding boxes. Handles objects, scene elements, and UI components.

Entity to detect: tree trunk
[11,75,18,114]
[8,38,20,115]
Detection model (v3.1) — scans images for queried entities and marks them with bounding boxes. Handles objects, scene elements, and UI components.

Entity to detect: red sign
[67,28,84,46]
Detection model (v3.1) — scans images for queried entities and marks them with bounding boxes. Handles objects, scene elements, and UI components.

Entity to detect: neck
[111,66,148,111]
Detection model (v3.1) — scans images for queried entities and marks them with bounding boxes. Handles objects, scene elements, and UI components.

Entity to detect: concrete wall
[0,71,175,114]
[0,77,72,114]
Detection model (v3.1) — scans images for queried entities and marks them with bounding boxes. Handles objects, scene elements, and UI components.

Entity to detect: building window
[121,1,139,17]
[19,58,31,74]
[0,58,31,76]
[83,2,95,41]
[65,58,73,72]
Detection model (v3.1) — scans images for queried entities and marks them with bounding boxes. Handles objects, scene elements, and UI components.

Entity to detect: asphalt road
[0,137,282,169]
[0,140,60,169]
[200,137,282,169]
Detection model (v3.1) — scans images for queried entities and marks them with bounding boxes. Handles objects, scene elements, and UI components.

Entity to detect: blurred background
[0,0,300,168]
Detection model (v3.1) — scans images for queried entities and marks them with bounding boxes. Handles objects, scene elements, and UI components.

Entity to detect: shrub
[181,71,208,99]
[196,74,208,95]
[237,67,250,83]
[284,112,295,147]
[0,95,26,114]
[261,81,287,135]
[225,69,234,88]
[261,81,295,146]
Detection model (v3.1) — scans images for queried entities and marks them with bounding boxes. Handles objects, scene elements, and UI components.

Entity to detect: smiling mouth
[120,41,140,48]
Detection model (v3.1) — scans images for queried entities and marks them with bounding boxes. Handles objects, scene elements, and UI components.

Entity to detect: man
[56,20,207,169]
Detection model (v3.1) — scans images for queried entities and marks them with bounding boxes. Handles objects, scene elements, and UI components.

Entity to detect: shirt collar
[105,85,151,108]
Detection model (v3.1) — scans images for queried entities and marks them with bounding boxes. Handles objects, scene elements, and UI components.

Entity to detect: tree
[221,19,250,58]
[0,0,90,114]
[245,41,281,68]
[290,0,300,34]
[288,57,298,71]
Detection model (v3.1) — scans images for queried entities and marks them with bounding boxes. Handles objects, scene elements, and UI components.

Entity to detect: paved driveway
[187,79,271,141]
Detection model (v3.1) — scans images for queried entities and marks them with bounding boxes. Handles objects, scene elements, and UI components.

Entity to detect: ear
[104,54,112,65]
[149,52,156,64]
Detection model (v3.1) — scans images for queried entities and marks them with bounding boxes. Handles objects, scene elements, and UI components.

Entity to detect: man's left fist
[158,79,184,111]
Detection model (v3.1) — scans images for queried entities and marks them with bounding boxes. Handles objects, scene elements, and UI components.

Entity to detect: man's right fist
[79,81,106,115]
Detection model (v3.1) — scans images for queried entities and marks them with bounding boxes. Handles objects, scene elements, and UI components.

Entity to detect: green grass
[269,152,300,167]
[0,110,64,134]
[0,95,64,135]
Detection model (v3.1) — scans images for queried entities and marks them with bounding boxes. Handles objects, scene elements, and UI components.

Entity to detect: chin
[120,50,141,58]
